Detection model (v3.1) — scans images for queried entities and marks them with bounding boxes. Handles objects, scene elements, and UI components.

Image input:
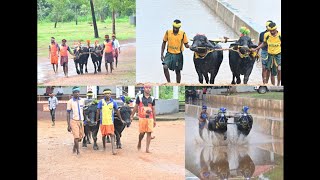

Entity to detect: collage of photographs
[37,0,282,179]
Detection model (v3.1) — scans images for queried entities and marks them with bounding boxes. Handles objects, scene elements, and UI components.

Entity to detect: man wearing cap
[253,22,281,86]
[198,105,209,140]
[112,34,121,68]
[48,37,60,73]
[96,88,124,155]
[60,39,74,77]
[130,84,156,153]
[67,86,85,155]
[258,20,274,84]
[102,35,115,74]
[161,19,190,83]
[48,92,59,126]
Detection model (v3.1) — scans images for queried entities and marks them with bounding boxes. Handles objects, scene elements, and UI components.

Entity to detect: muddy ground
[37,119,185,180]
[38,39,136,86]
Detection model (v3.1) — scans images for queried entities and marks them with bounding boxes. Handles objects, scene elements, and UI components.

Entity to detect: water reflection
[188,145,285,179]
[197,146,255,179]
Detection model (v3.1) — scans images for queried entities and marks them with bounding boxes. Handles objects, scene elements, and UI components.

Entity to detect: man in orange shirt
[161,19,190,83]
[48,37,60,73]
[60,39,74,77]
[130,84,156,153]
[102,35,115,74]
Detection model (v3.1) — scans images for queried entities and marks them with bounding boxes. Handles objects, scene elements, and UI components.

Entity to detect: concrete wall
[155,99,179,115]
[37,86,117,95]
[202,0,264,44]
[38,101,68,120]
[205,95,283,111]
[38,99,179,120]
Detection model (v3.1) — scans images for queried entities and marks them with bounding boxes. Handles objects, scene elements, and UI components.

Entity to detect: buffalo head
[231,36,256,56]
[190,34,217,53]
[120,106,132,127]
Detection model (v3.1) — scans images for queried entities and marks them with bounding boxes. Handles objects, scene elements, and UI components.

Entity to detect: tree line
[38,0,135,37]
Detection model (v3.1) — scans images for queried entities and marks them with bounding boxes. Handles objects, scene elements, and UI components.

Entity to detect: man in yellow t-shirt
[254,22,281,86]
[161,19,190,83]
[96,88,124,155]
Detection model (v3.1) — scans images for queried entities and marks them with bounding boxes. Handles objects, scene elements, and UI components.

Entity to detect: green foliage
[263,156,283,179]
[159,86,185,101]
[38,0,135,22]
[159,86,173,100]
[179,86,185,101]
[37,19,135,57]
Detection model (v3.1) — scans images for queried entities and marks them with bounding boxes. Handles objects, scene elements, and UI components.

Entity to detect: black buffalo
[190,34,223,84]
[234,108,253,137]
[90,43,103,74]
[83,99,99,150]
[208,108,229,140]
[229,36,258,84]
[73,46,90,74]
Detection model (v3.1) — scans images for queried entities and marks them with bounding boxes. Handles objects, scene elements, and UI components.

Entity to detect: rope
[192,46,259,61]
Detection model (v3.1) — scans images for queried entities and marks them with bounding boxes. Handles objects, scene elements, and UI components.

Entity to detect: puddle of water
[185,116,283,179]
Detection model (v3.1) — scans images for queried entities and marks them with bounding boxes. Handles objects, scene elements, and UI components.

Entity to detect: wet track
[185,98,283,179]
[137,0,263,85]
[37,42,135,84]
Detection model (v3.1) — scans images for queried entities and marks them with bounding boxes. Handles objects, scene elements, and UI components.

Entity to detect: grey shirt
[48,96,59,110]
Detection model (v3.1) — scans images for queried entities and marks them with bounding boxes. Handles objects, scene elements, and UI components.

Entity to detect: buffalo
[228,35,258,84]
[190,34,223,84]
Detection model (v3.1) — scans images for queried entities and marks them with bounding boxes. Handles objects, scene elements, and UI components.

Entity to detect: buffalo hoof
[224,134,227,140]
[82,143,87,147]
[236,79,241,84]
[93,144,99,150]
[231,81,236,84]
[94,71,97,74]
[87,140,91,144]
[76,70,80,75]
[85,70,88,73]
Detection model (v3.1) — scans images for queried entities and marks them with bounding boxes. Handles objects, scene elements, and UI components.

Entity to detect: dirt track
[37,119,185,180]
[38,39,136,86]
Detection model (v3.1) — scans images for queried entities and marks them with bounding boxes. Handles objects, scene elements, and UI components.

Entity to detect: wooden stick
[190,38,255,42]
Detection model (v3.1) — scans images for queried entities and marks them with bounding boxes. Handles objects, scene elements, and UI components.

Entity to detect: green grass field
[38,17,135,57]
[230,92,283,100]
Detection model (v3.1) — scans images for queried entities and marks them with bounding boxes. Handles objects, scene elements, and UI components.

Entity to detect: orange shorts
[51,54,58,64]
[139,118,154,133]
[100,125,114,136]
[70,119,84,139]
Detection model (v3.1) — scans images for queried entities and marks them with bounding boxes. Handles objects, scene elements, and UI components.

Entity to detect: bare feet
[151,136,155,140]
[146,150,151,153]
[137,142,141,150]
[112,152,117,155]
